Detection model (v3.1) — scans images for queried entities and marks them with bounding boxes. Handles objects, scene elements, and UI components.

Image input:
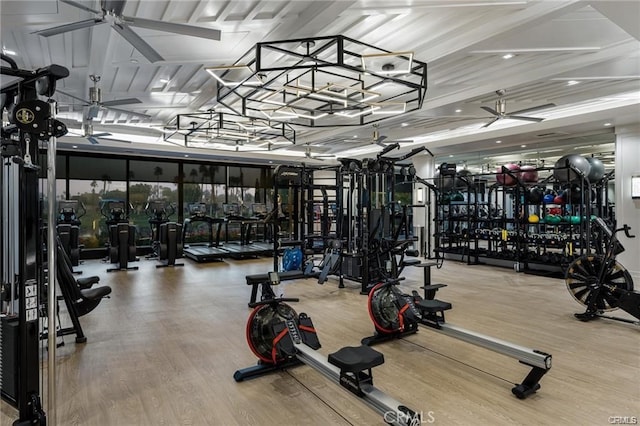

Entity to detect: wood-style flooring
[1,255,639,425]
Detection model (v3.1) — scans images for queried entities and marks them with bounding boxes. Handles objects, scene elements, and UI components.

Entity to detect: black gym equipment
[145,200,184,268]
[56,199,86,269]
[234,274,421,426]
[182,202,227,262]
[565,217,638,325]
[362,278,552,399]
[2,55,70,425]
[221,203,272,258]
[43,238,112,343]
[101,200,139,272]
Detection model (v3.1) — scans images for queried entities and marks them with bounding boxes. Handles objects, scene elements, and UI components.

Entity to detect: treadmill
[182,203,227,262]
[221,203,273,258]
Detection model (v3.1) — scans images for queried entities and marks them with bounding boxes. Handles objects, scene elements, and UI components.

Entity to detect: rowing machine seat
[328,345,384,373]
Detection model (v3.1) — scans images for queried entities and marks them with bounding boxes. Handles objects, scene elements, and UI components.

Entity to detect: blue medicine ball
[282,247,303,271]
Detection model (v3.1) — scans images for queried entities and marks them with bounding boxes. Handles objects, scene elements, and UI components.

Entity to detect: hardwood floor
[2,255,638,425]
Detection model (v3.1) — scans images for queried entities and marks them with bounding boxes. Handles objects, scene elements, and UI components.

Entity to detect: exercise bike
[101,201,138,272]
[56,199,86,269]
[565,217,638,325]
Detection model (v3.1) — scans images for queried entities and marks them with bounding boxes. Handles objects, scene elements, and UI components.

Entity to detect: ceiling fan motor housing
[89,86,102,103]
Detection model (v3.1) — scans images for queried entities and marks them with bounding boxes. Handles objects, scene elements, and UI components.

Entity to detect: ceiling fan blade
[91,132,112,137]
[60,0,101,14]
[482,117,500,128]
[480,106,499,116]
[125,16,222,40]
[101,98,142,107]
[376,135,388,144]
[87,136,100,145]
[34,18,105,37]
[506,115,544,122]
[104,105,151,119]
[58,90,90,104]
[508,103,556,115]
[112,23,164,63]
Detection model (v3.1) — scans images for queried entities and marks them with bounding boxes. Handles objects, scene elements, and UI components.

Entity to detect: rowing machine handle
[248,297,300,309]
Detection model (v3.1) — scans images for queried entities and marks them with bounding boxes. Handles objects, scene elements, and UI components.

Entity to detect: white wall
[614,125,640,281]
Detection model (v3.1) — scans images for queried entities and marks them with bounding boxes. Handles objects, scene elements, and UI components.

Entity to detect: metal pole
[47,101,58,426]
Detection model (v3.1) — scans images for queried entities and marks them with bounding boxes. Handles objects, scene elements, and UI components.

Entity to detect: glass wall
[38,152,274,252]
[129,160,179,246]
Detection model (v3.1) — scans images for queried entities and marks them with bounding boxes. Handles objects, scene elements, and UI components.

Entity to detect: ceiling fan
[34,0,222,63]
[68,123,132,145]
[59,75,150,122]
[481,89,555,128]
[344,125,413,149]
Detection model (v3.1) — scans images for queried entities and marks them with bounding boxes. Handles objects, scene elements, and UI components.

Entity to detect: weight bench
[245,270,308,305]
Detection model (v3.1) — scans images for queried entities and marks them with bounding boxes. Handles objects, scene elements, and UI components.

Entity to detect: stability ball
[553,154,591,182]
[553,195,564,204]
[543,193,555,204]
[586,157,605,183]
[519,165,539,183]
[435,171,454,190]
[496,163,520,186]
[526,187,544,204]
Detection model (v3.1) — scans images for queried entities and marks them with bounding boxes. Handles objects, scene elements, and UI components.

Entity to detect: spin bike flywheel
[565,255,634,311]
[368,283,404,333]
[246,303,298,364]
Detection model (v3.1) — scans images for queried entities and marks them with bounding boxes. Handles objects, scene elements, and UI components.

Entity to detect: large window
[68,156,127,248]
[129,160,179,246]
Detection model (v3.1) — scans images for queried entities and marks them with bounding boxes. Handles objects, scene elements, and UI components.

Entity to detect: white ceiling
[1,0,639,166]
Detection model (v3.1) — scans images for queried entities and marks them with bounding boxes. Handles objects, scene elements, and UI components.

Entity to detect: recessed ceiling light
[129,58,139,64]
[269,161,273,164]
[400,122,409,127]
[2,47,16,56]
[449,154,454,157]
[567,80,579,86]
[184,154,189,157]
[521,144,527,148]
[160,78,170,84]
[495,140,502,144]
[502,53,514,59]
[353,135,358,138]
[455,109,462,113]
[72,145,78,149]
[604,122,612,127]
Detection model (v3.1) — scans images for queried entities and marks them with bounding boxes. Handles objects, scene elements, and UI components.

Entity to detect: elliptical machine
[145,200,183,268]
[101,200,138,272]
[56,199,85,269]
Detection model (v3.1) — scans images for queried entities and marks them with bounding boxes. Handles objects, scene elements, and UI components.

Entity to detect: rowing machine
[362,279,552,399]
[234,275,421,425]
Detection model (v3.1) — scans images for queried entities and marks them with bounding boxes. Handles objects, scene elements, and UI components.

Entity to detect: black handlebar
[248,297,300,309]
[619,225,635,239]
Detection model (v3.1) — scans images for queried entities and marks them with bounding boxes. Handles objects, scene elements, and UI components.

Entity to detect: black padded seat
[76,276,100,290]
[81,286,112,300]
[401,259,421,267]
[416,299,452,313]
[328,345,384,372]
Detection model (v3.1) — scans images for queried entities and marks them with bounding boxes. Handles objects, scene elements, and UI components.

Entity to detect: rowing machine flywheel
[246,303,298,363]
[368,282,403,333]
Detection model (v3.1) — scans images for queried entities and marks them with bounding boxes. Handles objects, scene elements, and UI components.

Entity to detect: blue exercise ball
[282,247,303,271]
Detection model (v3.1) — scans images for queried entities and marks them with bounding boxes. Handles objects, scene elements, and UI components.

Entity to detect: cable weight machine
[2,54,70,425]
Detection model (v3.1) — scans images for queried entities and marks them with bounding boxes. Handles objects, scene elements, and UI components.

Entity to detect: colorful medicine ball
[528,214,540,223]
[553,154,591,182]
[496,163,520,186]
[543,194,555,204]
